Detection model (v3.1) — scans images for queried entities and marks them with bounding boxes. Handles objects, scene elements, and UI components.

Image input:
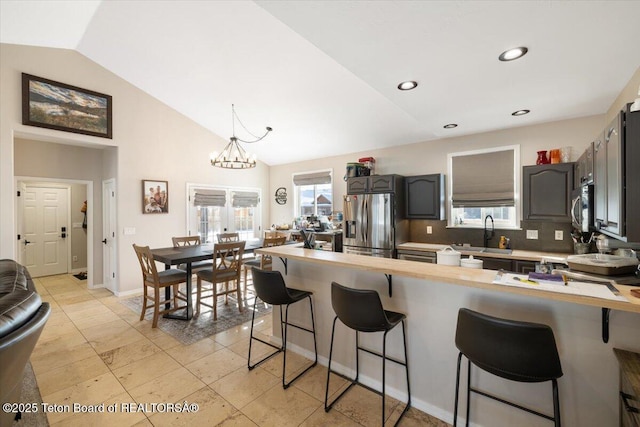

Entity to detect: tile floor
[27,274,450,426]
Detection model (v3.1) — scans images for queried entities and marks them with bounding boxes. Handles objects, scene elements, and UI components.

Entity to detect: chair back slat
[172,236,201,247]
[217,232,240,243]
[258,236,287,269]
[213,241,245,278]
[133,244,159,284]
[331,282,389,332]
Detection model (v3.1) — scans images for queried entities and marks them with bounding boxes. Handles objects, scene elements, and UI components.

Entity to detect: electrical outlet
[555,230,563,240]
[426,226,433,234]
[526,230,538,240]
[72,255,78,262]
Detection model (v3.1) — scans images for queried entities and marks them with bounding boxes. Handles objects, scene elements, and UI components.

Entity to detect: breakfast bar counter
[257,245,640,313]
[255,245,640,427]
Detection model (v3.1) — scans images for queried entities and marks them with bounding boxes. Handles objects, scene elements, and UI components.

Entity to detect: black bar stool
[324,281,411,427]
[247,267,317,388]
[454,308,563,427]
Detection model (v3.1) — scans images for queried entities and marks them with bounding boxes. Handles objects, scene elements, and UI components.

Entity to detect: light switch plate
[526,230,539,239]
[123,227,136,235]
[555,230,563,240]
[426,226,433,234]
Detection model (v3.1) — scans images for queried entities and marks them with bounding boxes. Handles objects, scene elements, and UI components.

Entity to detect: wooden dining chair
[172,236,201,246]
[242,236,287,300]
[171,235,213,270]
[217,232,240,243]
[264,230,288,239]
[195,241,246,320]
[132,244,188,327]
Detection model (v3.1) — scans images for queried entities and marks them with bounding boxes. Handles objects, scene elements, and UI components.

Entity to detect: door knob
[23,240,31,246]
[102,239,107,244]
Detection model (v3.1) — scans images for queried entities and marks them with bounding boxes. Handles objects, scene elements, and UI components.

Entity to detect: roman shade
[293,170,332,186]
[193,189,226,207]
[232,191,259,208]
[451,149,515,207]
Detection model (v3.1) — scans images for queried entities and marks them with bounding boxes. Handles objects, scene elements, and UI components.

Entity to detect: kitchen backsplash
[409,220,575,253]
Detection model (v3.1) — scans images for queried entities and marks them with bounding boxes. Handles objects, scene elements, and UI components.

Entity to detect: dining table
[150,239,293,321]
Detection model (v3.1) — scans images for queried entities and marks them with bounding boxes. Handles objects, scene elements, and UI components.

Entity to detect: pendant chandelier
[210,104,272,169]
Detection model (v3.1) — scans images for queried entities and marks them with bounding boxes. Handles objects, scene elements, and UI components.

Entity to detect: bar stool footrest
[470,386,555,422]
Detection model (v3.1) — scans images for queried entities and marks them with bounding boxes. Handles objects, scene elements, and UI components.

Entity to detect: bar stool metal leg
[247,294,317,389]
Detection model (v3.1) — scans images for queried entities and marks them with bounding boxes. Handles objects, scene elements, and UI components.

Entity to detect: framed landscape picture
[22,73,113,139]
[143,180,169,214]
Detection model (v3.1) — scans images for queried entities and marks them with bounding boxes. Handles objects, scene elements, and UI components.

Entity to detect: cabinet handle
[621,392,639,413]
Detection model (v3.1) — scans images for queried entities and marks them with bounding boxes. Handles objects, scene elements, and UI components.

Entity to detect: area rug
[14,362,48,426]
[120,295,272,345]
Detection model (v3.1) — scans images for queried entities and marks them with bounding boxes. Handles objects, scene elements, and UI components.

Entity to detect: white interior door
[102,179,117,292]
[20,184,70,277]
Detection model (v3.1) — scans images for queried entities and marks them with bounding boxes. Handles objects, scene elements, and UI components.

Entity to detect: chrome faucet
[483,215,494,248]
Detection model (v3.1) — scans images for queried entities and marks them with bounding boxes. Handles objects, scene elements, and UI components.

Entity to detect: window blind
[451,149,515,207]
[293,170,331,186]
[193,189,226,207]
[232,191,259,208]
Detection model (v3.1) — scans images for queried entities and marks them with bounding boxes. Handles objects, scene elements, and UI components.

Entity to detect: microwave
[571,184,594,232]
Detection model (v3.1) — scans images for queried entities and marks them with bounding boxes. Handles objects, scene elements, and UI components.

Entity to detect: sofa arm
[0,291,42,338]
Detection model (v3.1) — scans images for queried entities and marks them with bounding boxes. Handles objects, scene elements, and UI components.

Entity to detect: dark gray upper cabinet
[346,175,401,194]
[346,177,369,194]
[625,109,640,242]
[405,174,445,219]
[523,163,574,221]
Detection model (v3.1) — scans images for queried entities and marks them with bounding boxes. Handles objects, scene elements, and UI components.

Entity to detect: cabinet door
[626,109,640,242]
[346,177,368,194]
[523,163,574,221]
[369,175,396,193]
[476,257,512,271]
[405,174,445,219]
[594,132,607,226]
[605,114,623,236]
[514,260,536,274]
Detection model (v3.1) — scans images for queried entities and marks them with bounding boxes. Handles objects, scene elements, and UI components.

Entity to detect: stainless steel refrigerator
[343,193,406,257]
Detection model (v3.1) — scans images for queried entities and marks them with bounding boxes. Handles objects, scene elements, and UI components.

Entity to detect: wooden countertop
[397,242,569,262]
[256,245,640,314]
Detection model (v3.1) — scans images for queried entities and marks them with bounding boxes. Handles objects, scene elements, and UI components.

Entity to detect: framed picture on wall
[22,73,113,139]
[143,180,169,214]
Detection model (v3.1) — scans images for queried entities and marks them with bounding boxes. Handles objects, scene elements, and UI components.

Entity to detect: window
[187,185,261,242]
[293,170,333,218]
[448,146,520,228]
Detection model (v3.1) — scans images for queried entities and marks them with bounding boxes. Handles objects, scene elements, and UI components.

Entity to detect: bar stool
[247,268,317,388]
[454,308,563,427]
[324,282,411,427]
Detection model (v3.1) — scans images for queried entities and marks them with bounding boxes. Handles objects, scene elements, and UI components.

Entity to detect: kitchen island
[255,245,640,427]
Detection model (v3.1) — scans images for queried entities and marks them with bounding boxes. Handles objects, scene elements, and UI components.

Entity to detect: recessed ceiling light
[443,123,458,129]
[397,81,418,91]
[499,47,528,62]
[512,109,530,116]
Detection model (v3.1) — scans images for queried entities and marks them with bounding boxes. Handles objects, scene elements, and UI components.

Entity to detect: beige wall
[269,66,640,232]
[269,115,603,226]
[1,43,270,294]
[14,139,97,273]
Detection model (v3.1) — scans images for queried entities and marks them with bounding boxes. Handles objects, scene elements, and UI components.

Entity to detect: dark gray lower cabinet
[405,174,445,219]
[513,260,536,274]
[523,163,574,221]
[476,256,513,271]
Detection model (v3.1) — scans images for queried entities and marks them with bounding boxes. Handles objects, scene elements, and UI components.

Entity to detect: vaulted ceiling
[2,1,639,165]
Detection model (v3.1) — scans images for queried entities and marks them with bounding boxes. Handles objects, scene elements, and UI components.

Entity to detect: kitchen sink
[450,245,513,255]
